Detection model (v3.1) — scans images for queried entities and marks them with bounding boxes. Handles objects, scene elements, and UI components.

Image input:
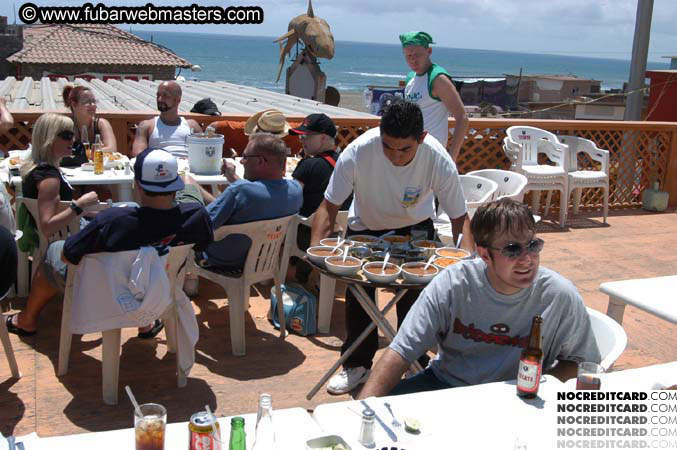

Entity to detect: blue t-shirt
[204,178,302,268]
[64,203,214,265]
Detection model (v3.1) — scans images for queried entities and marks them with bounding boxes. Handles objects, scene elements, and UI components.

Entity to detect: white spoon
[423,254,436,271]
[381,252,391,274]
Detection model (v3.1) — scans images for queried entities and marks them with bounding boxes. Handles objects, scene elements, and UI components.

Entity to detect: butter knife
[360,400,398,442]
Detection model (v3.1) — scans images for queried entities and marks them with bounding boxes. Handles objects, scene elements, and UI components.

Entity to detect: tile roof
[7,24,191,67]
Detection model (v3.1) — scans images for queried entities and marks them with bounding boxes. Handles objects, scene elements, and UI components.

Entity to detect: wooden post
[665,130,677,207]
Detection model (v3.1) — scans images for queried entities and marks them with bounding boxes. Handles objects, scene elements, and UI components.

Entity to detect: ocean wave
[344,71,404,79]
[458,77,505,83]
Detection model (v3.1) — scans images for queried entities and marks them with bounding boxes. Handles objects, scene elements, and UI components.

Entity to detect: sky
[1,0,676,62]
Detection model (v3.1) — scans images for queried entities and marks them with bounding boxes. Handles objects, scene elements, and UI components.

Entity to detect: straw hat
[244,109,291,137]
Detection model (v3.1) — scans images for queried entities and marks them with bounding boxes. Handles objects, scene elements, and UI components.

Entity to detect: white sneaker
[183,275,199,297]
[327,367,370,395]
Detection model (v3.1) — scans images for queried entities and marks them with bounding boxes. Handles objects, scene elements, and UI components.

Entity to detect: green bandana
[399,31,435,48]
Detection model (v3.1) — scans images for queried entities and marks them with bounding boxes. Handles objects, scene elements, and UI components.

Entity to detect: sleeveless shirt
[405,63,453,147]
[148,117,191,158]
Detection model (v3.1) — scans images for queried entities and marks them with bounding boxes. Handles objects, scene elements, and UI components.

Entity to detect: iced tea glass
[134,403,166,450]
[576,362,604,390]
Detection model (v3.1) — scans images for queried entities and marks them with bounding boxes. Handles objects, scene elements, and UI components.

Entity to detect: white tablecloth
[313,375,565,450]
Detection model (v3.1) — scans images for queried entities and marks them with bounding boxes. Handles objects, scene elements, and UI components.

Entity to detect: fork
[384,402,401,428]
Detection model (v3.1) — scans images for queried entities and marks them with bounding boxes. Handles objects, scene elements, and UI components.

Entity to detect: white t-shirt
[325,127,466,231]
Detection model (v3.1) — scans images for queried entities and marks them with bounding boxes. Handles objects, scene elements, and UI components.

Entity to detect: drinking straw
[423,254,436,271]
[125,385,143,418]
[456,233,463,249]
[381,252,391,273]
[205,404,219,436]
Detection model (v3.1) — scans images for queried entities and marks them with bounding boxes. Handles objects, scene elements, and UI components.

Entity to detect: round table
[306,258,436,400]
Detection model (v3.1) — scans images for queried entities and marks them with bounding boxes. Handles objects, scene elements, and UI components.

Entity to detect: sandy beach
[338,90,370,114]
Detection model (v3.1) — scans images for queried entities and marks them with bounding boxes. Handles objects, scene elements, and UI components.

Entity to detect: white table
[313,375,565,449]
[600,275,677,325]
[22,407,322,450]
[7,167,135,202]
[563,361,677,391]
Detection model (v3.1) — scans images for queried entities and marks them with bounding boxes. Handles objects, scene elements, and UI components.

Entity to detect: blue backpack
[269,283,317,336]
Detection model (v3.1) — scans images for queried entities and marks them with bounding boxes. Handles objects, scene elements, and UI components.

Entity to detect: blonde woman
[7,113,99,335]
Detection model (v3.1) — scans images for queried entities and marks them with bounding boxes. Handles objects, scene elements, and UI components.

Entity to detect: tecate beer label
[191,433,220,450]
[517,359,541,392]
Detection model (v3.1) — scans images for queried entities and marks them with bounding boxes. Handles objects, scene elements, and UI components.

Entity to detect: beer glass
[576,362,604,390]
[134,403,166,450]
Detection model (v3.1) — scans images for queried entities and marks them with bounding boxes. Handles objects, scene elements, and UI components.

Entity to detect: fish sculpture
[274,0,335,82]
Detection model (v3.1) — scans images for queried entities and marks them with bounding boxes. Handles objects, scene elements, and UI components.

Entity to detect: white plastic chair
[58,244,193,405]
[193,215,295,356]
[504,126,569,227]
[557,135,610,223]
[20,198,110,280]
[435,175,497,246]
[587,307,627,371]
[0,289,21,378]
[467,169,528,202]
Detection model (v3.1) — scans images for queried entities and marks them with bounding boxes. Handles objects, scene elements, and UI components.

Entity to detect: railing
[3,111,677,211]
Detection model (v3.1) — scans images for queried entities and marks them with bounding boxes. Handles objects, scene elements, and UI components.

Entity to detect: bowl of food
[434,256,462,270]
[411,239,443,257]
[362,261,401,284]
[381,234,410,249]
[320,237,354,249]
[325,255,362,277]
[401,261,439,283]
[349,234,380,246]
[306,246,343,266]
[435,247,472,259]
[80,162,95,172]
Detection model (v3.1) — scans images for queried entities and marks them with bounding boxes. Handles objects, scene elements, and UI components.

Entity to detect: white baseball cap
[133,148,184,193]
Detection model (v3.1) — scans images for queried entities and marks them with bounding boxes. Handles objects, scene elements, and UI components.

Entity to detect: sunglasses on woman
[57,130,75,140]
[489,238,545,259]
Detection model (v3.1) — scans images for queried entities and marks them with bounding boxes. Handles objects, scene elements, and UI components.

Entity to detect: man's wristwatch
[69,201,83,216]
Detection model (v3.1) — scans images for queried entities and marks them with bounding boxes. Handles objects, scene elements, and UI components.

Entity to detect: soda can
[189,411,221,450]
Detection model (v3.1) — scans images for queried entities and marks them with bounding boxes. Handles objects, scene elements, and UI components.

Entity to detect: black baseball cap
[190,98,221,116]
[290,113,337,138]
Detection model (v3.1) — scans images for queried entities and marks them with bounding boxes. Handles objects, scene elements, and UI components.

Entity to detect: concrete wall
[0,19,23,79]
[12,63,176,81]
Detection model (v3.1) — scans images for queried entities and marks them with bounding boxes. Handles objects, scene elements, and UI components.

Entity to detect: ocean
[131,30,669,93]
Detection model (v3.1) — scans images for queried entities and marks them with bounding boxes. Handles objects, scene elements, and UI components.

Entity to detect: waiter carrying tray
[310,100,473,395]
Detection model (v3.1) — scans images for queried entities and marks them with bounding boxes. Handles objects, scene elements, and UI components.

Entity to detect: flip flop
[137,319,164,339]
[5,313,37,337]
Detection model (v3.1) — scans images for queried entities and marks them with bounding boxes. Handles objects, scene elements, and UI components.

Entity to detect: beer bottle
[93,134,104,175]
[516,315,543,398]
[229,416,246,450]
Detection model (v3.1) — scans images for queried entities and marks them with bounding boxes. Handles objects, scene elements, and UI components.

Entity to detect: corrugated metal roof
[0,77,375,118]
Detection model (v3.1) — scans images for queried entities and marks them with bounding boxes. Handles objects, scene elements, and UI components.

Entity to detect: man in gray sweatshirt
[359,198,600,397]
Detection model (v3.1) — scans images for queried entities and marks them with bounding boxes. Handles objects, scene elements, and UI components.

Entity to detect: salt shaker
[124,160,131,175]
[358,409,375,447]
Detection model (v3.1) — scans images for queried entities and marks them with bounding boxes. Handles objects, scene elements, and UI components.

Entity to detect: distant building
[0,17,190,81]
[505,74,601,103]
